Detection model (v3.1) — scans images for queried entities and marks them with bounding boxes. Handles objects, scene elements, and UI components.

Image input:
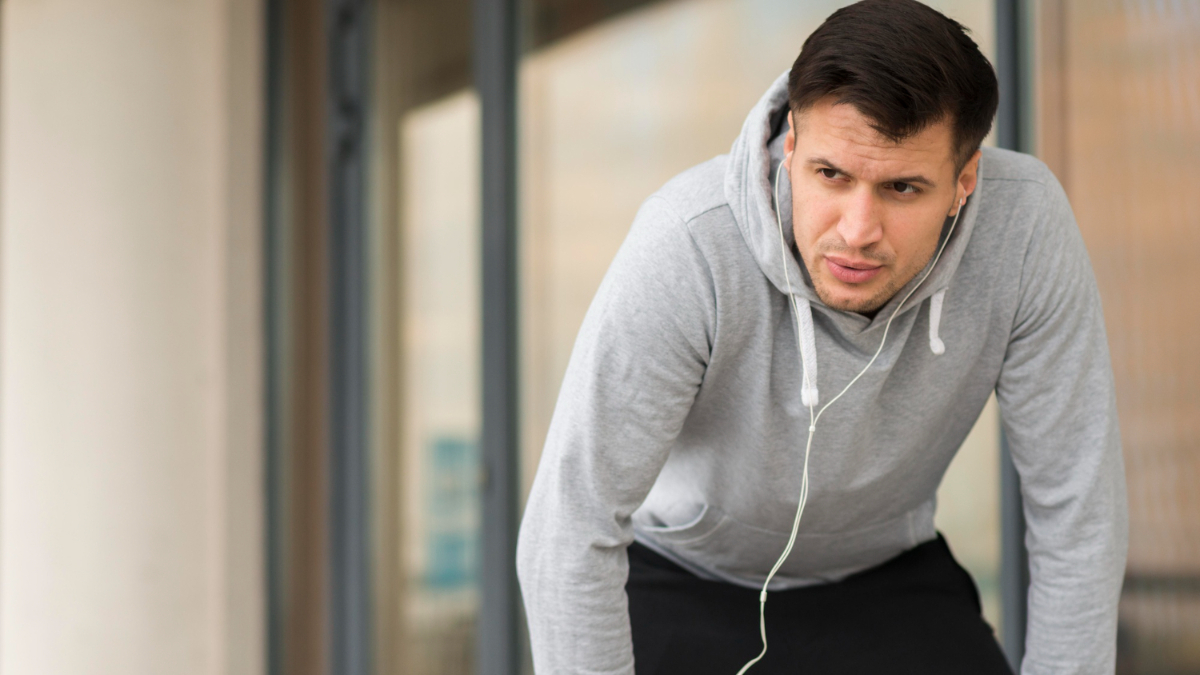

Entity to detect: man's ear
[952,149,983,215]
[784,111,796,165]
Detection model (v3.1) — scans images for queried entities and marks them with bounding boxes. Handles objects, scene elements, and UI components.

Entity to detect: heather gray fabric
[517,72,1127,675]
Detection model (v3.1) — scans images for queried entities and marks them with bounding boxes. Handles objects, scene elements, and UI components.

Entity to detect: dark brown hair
[787,0,999,170]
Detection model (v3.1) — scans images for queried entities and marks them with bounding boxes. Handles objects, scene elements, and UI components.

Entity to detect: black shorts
[626,534,1014,675]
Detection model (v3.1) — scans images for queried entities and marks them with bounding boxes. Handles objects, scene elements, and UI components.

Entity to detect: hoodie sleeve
[516,196,716,675]
[995,174,1129,675]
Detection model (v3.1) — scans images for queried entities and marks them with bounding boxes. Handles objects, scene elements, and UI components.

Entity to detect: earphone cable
[734,159,965,675]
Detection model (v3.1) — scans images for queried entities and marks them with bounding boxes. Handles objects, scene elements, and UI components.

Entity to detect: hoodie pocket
[636,503,728,545]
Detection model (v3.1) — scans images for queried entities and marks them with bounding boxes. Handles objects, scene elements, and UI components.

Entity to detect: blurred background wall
[0,1,265,674]
[1034,2,1200,671]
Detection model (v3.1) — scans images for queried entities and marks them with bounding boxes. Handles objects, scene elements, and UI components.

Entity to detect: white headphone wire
[734,159,965,675]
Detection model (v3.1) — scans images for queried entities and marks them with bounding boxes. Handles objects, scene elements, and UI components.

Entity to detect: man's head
[782,0,998,315]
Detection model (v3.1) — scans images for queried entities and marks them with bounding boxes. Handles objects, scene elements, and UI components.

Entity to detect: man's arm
[517,196,715,675]
[995,173,1129,675]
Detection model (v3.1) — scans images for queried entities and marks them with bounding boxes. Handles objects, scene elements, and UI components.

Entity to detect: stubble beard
[800,243,936,316]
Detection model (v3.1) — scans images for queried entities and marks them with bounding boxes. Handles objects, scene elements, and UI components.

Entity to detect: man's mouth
[824,255,883,284]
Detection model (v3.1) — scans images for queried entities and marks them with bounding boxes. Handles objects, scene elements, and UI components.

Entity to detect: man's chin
[811,278,890,315]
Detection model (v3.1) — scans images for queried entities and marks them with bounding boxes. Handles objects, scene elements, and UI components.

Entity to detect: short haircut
[787,0,999,171]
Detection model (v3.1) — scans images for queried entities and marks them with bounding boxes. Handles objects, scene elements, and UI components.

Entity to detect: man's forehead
[793,99,956,177]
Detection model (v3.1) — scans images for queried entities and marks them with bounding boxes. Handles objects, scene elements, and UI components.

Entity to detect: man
[516,1,1127,673]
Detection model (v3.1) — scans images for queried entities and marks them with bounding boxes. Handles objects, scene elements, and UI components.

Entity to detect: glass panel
[367,2,478,672]
[1035,2,1200,672]
[397,90,482,675]
[518,0,1002,637]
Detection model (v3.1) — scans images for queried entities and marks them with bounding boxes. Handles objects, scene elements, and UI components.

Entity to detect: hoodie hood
[723,71,981,336]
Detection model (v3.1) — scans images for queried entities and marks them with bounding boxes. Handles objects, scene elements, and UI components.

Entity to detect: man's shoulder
[979,146,1057,188]
[647,155,734,226]
[974,147,1068,246]
[626,154,760,291]
[971,147,1088,299]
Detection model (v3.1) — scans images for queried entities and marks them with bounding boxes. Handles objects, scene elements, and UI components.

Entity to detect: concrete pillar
[0,1,265,674]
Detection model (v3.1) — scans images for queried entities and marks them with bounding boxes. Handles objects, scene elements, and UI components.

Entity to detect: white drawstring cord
[795,297,820,407]
[735,160,964,675]
[929,288,947,355]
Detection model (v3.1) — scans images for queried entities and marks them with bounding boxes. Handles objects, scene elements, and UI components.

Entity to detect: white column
[0,1,265,674]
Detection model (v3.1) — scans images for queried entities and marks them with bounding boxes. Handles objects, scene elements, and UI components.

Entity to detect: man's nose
[836,189,884,250]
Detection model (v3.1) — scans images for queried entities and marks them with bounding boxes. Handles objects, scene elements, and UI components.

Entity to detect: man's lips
[824,255,883,284]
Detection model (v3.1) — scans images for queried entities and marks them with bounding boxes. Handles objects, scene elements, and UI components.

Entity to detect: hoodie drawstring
[794,296,820,407]
[929,288,947,355]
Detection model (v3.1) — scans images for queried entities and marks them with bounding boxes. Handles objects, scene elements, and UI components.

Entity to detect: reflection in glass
[518,0,1002,638]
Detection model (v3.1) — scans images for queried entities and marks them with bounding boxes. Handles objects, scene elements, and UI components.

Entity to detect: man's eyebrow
[887,173,937,188]
[806,156,938,188]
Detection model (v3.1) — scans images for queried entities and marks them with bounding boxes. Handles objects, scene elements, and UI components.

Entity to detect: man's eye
[819,168,840,179]
[892,181,918,194]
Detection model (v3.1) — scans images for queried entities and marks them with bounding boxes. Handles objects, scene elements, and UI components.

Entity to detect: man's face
[784,97,980,315]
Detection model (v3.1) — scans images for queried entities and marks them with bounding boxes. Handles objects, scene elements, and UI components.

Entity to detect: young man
[516,1,1127,673]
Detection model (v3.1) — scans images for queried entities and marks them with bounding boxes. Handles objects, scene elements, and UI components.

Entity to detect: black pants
[626,535,1014,675]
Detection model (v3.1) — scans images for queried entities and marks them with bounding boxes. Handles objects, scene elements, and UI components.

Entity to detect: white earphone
[733,162,965,675]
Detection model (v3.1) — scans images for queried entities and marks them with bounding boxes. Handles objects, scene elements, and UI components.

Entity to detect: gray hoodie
[516,72,1127,675]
